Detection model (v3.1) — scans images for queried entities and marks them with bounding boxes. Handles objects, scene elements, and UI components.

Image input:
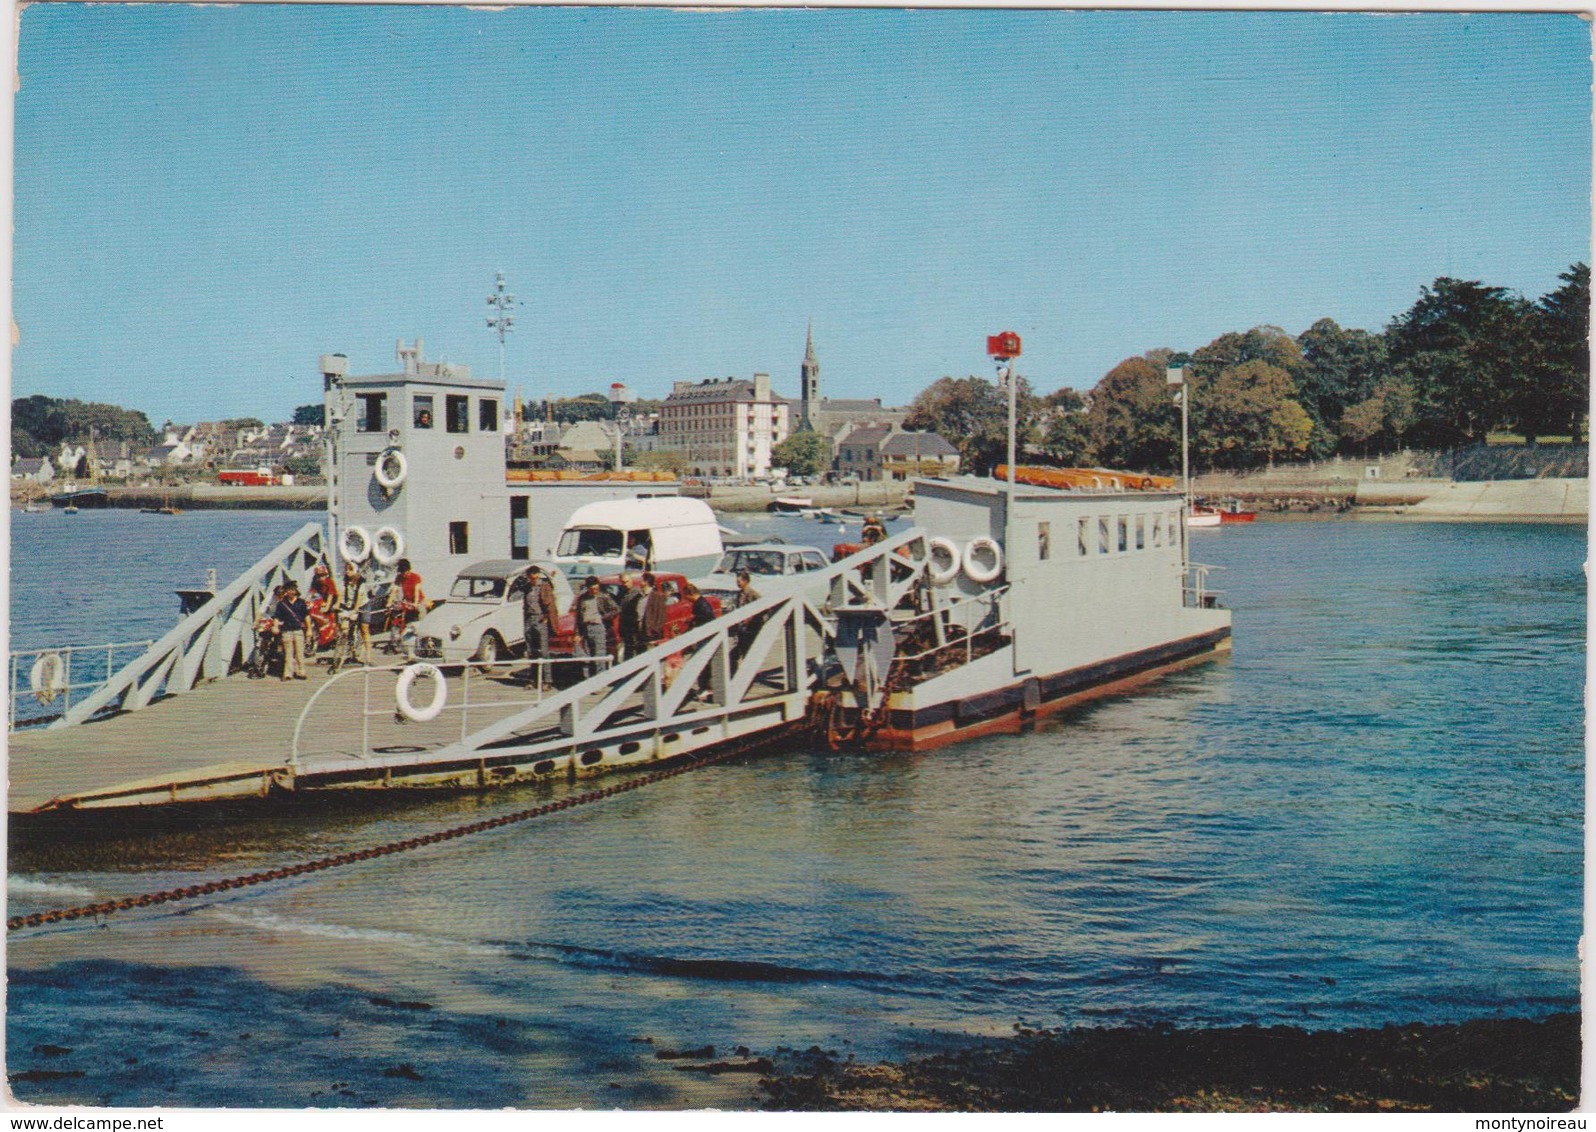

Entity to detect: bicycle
[326,610,365,674]
[381,600,419,659]
[245,616,283,679]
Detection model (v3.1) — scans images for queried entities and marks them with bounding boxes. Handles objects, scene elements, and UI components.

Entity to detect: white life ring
[926,537,962,586]
[29,651,66,705]
[371,526,405,566]
[375,448,408,490]
[395,662,447,723]
[339,525,372,564]
[962,537,1004,584]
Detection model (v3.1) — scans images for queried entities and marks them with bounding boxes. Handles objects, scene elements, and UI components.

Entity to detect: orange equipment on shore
[994,465,1178,492]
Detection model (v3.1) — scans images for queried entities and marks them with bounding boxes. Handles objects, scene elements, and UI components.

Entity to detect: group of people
[516,565,762,690]
[260,557,428,680]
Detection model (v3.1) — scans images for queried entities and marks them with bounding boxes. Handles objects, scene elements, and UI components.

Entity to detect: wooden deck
[8,659,590,813]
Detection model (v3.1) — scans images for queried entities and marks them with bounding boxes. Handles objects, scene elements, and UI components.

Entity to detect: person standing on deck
[573,576,620,678]
[730,570,761,666]
[682,581,717,701]
[619,575,648,660]
[339,560,372,666]
[520,564,559,688]
[641,572,669,650]
[274,583,310,681]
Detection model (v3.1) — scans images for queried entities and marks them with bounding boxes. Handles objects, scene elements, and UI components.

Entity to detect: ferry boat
[8,341,1230,821]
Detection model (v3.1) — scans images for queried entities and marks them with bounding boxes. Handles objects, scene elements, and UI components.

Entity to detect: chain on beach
[7,729,794,933]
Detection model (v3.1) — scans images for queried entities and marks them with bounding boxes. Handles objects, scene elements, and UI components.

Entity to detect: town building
[11,456,55,484]
[658,374,791,479]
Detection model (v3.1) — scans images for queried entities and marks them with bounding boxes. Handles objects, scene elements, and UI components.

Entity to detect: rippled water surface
[6,510,1585,1108]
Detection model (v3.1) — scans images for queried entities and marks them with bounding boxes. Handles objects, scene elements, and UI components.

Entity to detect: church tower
[800,321,820,430]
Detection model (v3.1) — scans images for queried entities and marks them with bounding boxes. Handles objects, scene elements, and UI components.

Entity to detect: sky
[10,5,1592,425]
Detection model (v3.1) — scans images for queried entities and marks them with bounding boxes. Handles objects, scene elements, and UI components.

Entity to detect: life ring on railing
[375,448,408,491]
[340,525,372,564]
[962,537,1004,584]
[371,526,405,566]
[926,537,962,586]
[29,651,66,705]
[395,662,447,723]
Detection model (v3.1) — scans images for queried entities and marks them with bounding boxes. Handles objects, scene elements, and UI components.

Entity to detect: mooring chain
[9,729,794,934]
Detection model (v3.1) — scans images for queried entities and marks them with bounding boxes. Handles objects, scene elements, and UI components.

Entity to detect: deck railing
[8,640,157,731]
[40,522,328,729]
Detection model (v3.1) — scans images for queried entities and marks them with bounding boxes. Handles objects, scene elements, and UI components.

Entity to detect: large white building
[658,374,791,478]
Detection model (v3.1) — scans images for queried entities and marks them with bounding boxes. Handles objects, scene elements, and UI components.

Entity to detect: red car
[550,573,720,657]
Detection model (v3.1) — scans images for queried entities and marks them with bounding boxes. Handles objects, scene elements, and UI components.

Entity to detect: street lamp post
[1167,364,1192,569]
[486,270,520,385]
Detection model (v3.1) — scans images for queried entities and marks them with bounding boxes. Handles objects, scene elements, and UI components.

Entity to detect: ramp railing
[288,528,936,776]
[45,522,328,729]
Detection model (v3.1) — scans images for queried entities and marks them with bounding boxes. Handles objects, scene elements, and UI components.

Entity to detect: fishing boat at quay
[8,342,1228,822]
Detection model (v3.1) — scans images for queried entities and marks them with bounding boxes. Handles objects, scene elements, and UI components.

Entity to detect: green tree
[282,455,321,478]
[1086,356,1179,472]
[1385,277,1530,446]
[1037,387,1092,465]
[292,404,325,426]
[1296,319,1388,454]
[1339,378,1418,455]
[771,430,831,477]
[1513,263,1590,444]
[1196,359,1314,468]
[904,375,1040,475]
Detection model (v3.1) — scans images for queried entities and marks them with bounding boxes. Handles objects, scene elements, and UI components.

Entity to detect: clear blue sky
[12,6,1591,425]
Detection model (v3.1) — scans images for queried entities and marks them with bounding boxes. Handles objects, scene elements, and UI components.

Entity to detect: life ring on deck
[395,662,447,723]
[339,525,372,564]
[375,448,408,490]
[29,652,66,705]
[926,537,962,586]
[371,526,405,566]
[962,537,1004,584]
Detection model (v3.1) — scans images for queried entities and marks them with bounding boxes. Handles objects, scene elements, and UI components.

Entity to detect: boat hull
[866,626,1231,752]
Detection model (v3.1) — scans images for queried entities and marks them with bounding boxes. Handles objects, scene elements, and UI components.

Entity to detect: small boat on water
[1191,502,1256,526]
[62,505,79,515]
[768,496,814,513]
[140,505,182,515]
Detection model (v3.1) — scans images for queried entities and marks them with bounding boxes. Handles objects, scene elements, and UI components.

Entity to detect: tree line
[12,395,159,460]
[906,265,1588,475]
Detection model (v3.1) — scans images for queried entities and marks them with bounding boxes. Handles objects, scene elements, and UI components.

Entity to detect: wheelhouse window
[446,395,470,434]
[480,398,499,432]
[510,496,530,560]
[1117,516,1129,553]
[412,395,434,429]
[1078,518,1089,556]
[1151,514,1163,547]
[1098,516,1111,555]
[356,393,387,433]
[449,521,469,555]
[1038,521,1051,561]
[1135,515,1145,550]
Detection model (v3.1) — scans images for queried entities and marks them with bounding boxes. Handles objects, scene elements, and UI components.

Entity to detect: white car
[413,559,572,666]
[693,543,832,601]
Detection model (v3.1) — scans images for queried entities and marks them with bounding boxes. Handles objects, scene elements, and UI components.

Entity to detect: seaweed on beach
[757,1015,1581,1112]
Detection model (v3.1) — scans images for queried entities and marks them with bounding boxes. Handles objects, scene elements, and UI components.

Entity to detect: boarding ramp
[25,522,328,731]
[285,528,938,792]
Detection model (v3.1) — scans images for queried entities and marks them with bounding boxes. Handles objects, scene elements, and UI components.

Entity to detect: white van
[551,497,723,579]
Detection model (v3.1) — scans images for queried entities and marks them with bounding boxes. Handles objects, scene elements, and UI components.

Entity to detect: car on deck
[413,559,573,666]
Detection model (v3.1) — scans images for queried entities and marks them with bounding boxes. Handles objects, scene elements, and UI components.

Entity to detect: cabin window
[1038,521,1051,561]
[1077,518,1089,556]
[510,496,529,560]
[1098,516,1111,555]
[356,393,387,433]
[446,395,470,434]
[412,395,434,429]
[449,521,469,555]
[480,398,499,432]
[1135,515,1146,550]
[1117,516,1128,553]
[1151,514,1163,547]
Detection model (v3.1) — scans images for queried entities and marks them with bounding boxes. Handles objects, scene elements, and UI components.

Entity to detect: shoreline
[12,478,1585,523]
[754,1014,1580,1112]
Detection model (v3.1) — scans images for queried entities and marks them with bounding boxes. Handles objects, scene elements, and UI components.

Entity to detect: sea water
[5,510,1584,1108]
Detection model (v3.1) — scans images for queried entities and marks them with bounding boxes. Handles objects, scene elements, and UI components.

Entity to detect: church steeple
[800,321,820,431]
